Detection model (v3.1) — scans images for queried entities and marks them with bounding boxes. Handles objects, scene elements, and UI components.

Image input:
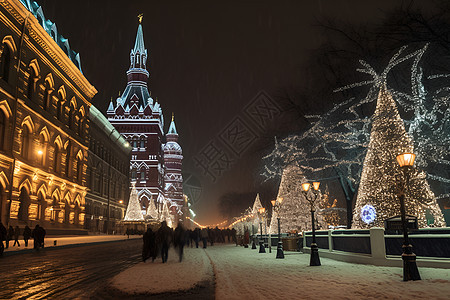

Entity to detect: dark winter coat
[23,226,31,240]
[0,223,6,241]
[7,226,14,240]
[156,221,172,247]
[14,226,20,240]
[173,224,186,248]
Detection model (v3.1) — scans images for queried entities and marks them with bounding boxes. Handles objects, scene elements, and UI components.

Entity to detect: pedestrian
[6,225,14,249]
[0,221,6,255]
[23,225,31,247]
[32,225,44,250]
[231,228,237,246]
[13,226,20,247]
[156,221,172,263]
[194,228,200,248]
[126,228,130,239]
[173,223,187,262]
[38,225,46,248]
[142,226,156,262]
[200,227,208,249]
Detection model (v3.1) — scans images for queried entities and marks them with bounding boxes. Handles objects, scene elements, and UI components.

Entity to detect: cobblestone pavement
[0,239,141,299]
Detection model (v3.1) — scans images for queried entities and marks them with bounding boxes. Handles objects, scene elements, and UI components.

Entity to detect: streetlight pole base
[251,237,257,249]
[276,241,284,259]
[259,241,266,253]
[402,245,421,281]
[310,243,321,266]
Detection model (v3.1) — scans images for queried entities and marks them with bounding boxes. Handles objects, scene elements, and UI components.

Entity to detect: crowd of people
[0,220,46,255]
[141,222,238,263]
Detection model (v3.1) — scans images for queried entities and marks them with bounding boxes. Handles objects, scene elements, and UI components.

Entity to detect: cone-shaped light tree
[352,85,446,228]
[146,196,158,219]
[273,164,325,233]
[124,184,144,221]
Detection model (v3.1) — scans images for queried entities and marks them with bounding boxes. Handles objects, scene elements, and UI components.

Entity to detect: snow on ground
[4,234,140,253]
[111,246,211,294]
[112,243,450,299]
[207,245,450,300]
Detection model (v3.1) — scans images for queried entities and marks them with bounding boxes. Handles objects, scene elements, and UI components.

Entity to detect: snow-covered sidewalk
[112,244,450,299]
[111,246,212,295]
[3,234,140,254]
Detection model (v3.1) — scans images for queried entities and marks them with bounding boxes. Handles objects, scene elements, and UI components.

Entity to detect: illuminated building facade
[85,106,131,234]
[0,0,96,233]
[107,20,184,221]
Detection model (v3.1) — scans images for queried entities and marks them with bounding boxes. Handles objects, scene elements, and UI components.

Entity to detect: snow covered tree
[352,85,446,228]
[274,164,325,234]
[124,184,144,221]
[318,185,345,227]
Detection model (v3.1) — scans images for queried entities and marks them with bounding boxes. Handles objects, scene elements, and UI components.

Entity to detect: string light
[263,45,448,229]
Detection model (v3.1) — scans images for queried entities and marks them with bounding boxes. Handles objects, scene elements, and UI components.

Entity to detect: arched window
[0,43,11,82]
[78,118,84,136]
[38,133,46,166]
[18,187,30,221]
[21,126,30,159]
[43,81,52,111]
[65,141,71,177]
[65,201,70,224]
[131,169,136,180]
[38,193,46,222]
[27,67,38,100]
[0,110,5,151]
[76,156,83,183]
[53,143,60,173]
[140,169,145,180]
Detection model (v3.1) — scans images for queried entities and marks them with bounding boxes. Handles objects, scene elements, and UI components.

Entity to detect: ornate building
[85,106,131,234]
[107,20,184,222]
[0,0,96,233]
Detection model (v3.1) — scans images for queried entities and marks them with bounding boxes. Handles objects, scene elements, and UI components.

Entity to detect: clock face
[360,205,376,224]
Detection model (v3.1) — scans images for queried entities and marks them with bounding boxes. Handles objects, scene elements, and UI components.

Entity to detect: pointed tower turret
[164,113,183,210]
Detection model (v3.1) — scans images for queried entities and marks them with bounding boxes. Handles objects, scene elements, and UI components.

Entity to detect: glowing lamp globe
[312,181,320,191]
[37,150,43,155]
[396,153,416,168]
[271,200,276,207]
[360,205,376,224]
[301,182,311,192]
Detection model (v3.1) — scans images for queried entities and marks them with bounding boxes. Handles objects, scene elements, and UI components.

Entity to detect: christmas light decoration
[263,45,448,228]
[352,83,445,228]
[146,196,158,219]
[124,185,144,221]
[270,164,326,234]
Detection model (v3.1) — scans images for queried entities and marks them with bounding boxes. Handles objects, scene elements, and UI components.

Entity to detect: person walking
[156,221,172,263]
[0,221,6,255]
[173,223,187,262]
[32,225,41,249]
[142,227,152,262]
[23,225,31,247]
[193,228,200,248]
[6,225,14,249]
[200,227,208,249]
[13,226,20,247]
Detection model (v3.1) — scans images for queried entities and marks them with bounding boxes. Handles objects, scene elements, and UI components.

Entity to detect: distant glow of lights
[360,205,376,224]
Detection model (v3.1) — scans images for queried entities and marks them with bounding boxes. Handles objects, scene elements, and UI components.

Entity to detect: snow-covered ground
[3,234,140,253]
[111,246,211,294]
[112,244,450,299]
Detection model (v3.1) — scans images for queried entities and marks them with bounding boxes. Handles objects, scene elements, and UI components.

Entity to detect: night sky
[38,0,436,224]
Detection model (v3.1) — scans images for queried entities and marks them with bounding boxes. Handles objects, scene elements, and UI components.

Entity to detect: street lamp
[396,152,421,281]
[272,197,284,259]
[258,207,266,253]
[302,181,321,266]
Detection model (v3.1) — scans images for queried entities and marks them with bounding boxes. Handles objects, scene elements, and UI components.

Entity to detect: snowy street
[112,244,450,299]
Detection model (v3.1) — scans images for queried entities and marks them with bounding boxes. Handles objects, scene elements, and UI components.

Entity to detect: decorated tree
[272,164,326,234]
[124,184,144,221]
[145,196,158,220]
[352,84,446,228]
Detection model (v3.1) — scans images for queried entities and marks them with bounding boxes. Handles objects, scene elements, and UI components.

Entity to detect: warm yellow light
[313,181,320,191]
[278,197,283,204]
[259,207,265,214]
[271,200,276,207]
[119,200,123,204]
[302,182,310,192]
[396,153,416,167]
[37,150,43,155]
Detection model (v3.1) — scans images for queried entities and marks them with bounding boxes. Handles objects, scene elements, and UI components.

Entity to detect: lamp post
[302,181,321,266]
[258,207,266,253]
[272,197,284,259]
[396,153,421,281]
[251,223,257,249]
